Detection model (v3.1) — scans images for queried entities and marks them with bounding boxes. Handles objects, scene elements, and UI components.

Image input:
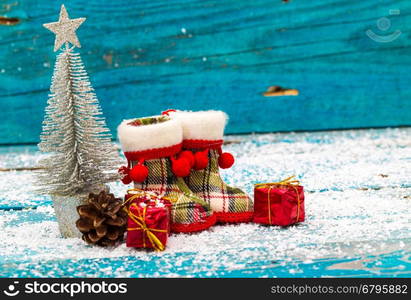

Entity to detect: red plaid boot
[117,115,216,233]
[166,110,253,223]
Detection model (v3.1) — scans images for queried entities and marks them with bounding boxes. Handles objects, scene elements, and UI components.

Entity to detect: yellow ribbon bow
[255,176,302,225]
[126,202,167,251]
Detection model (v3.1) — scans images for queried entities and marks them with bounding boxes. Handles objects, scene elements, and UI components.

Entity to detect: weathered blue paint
[0,0,411,144]
[1,250,410,277]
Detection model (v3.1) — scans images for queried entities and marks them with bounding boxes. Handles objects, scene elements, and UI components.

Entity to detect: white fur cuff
[168,110,228,140]
[117,118,183,152]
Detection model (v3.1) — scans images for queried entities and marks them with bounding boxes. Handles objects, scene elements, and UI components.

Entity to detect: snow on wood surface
[0,128,410,277]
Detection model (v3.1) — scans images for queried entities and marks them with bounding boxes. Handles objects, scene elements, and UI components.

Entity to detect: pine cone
[76,191,127,247]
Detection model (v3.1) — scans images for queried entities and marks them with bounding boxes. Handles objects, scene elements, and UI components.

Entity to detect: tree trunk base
[51,185,109,238]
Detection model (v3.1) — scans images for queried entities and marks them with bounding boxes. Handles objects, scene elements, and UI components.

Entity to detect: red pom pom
[218,152,234,169]
[194,150,209,170]
[118,166,132,184]
[129,164,149,182]
[172,158,191,177]
[121,174,132,184]
[179,150,195,167]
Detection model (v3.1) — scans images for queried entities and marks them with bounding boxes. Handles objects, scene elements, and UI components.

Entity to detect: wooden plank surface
[0,128,410,277]
[0,0,411,144]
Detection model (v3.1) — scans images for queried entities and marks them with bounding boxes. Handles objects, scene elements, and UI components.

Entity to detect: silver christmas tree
[38,5,120,196]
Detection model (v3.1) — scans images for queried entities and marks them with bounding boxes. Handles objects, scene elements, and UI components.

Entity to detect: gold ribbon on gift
[126,202,167,251]
[123,188,176,207]
[255,176,301,225]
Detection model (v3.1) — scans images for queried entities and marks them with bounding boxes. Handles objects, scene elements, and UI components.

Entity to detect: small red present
[126,202,169,251]
[253,176,305,226]
[125,189,172,234]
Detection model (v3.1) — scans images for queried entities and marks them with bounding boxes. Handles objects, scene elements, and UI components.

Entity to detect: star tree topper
[43,4,86,52]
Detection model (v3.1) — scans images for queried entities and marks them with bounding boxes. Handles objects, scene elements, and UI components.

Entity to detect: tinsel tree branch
[37,45,121,196]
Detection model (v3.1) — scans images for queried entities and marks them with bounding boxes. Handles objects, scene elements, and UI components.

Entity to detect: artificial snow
[0,128,410,277]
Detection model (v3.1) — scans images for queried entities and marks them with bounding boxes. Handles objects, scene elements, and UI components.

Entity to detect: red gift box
[126,202,169,251]
[253,176,305,226]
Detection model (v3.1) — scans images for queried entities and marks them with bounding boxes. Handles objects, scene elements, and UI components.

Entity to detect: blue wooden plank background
[0,0,410,144]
